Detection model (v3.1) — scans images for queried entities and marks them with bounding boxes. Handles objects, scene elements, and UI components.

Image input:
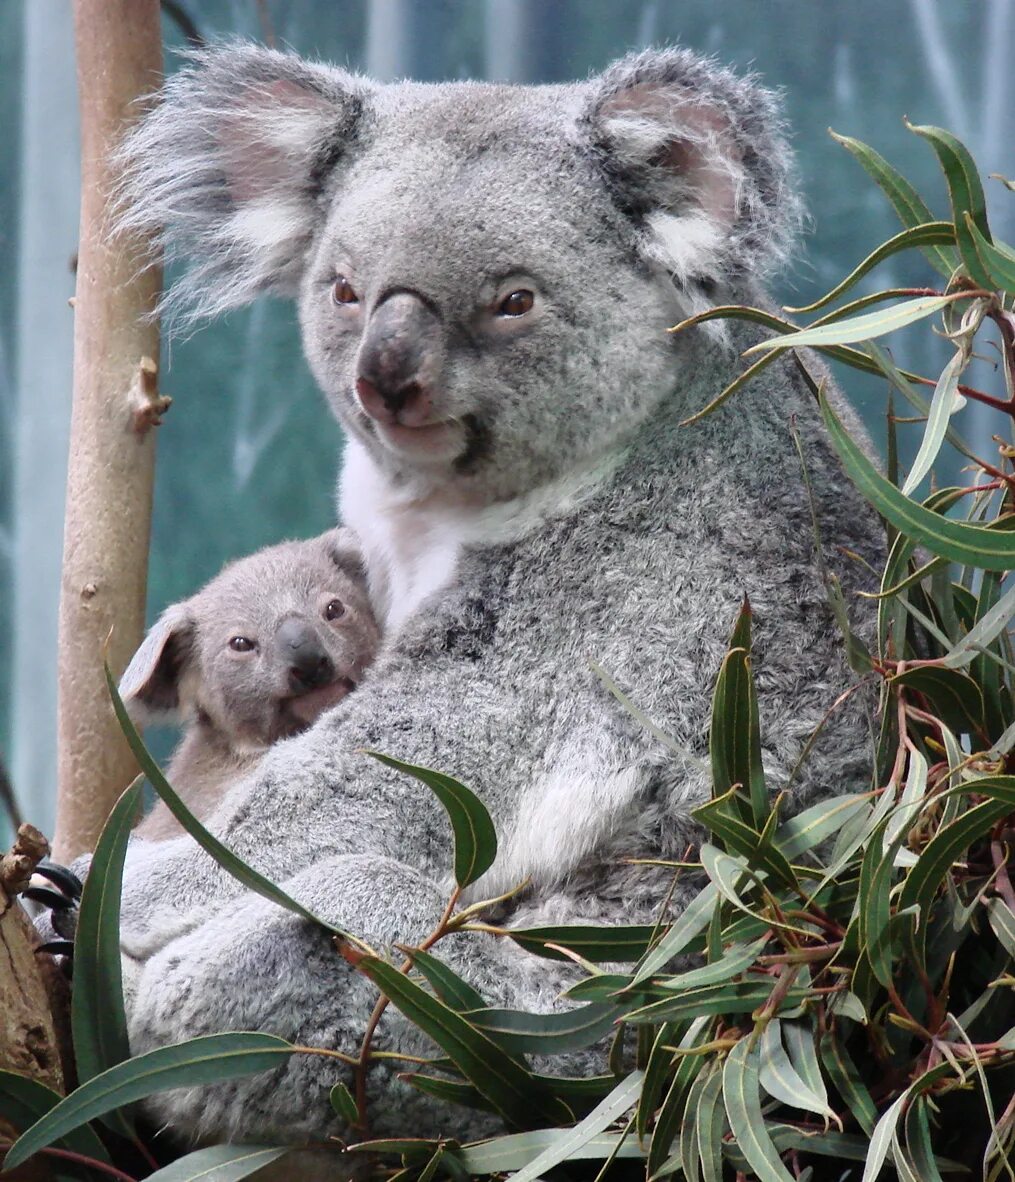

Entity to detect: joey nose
[277,618,334,693]
[356,292,442,426]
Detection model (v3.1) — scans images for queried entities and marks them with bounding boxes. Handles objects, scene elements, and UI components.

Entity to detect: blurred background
[0,0,1012,837]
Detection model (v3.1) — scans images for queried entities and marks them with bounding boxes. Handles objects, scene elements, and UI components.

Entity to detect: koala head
[118,44,800,504]
[120,530,379,751]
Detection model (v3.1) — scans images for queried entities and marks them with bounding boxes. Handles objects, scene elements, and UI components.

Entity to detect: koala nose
[277,618,334,693]
[356,291,442,427]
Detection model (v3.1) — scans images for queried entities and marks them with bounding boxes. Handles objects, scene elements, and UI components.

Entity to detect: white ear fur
[119,605,197,726]
[586,48,802,290]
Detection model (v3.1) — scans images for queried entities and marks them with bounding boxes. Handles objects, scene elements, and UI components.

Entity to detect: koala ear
[115,41,373,323]
[583,48,802,286]
[118,605,197,725]
[322,527,367,583]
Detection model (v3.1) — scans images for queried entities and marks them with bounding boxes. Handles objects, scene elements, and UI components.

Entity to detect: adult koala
[110,43,883,1149]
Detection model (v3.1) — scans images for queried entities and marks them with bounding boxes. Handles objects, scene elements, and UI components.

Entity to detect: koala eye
[496,289,535,318]
[332,275,359,306]
[228,636,257,653]
[324,599,346,621]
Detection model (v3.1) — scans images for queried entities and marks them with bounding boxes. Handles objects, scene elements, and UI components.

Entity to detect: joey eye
[324,599,346,621]
[332,275,359,306]
[228,636,256,653]
[496,289,535,318]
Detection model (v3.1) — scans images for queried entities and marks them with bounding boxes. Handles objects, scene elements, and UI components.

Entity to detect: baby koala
[121,528,379,840]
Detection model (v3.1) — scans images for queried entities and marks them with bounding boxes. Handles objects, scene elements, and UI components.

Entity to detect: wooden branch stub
[130,355,172,436]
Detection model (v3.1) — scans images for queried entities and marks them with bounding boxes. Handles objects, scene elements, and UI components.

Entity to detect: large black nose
[277,618,334,693]
[356,292,443,426]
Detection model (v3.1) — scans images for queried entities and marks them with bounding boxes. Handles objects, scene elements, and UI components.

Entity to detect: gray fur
[105,44,883,1155]
[121,530,378,840]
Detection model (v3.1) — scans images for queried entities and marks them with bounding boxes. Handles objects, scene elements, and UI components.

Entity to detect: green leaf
[818,387,1015,570]
[407,949,487,1012]
[458,1130,645,1174]
[677,1068,707,1182]
[655,936,768,993]
[722,1038,795,1182]
[710,600,767,827]
[638,1022,682,1141]
[3,1033,294,1171]
[904,1097,946,1182]
[942,578,1015,670]
[625,979,808,1025]
[463,1003,622,1055]
[831,130,958,276]
[329,1081,358,1124]
[695,795,798,889]
[987,898,1015,957]
[900,346,967,496]
[783,1020,834,1120]
[759,1020,834,1121]
[906,120,993,288]
[631,883,719,985]
[744,295,960,356]
[354,956,569,1127]
[143,1145,294,1181]
[891,666,984,736]
[496,1071,643,1182]
[694,1069,726,1182]
[861,1091,907,1182]
[786,222,956,314]
[71,778,142,1137]
[0,1070,111,1165]
[505,924,659,963]
[365,752,496,889]
[646,1017,713,1177]
[818,1033,877,1135]
[106,661,351,938]
[963,213,1015,294]
[774,794,870,861]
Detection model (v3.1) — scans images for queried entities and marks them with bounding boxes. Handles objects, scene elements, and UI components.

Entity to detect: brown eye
[325,599,346,621]
[332,275,358,306]
[229,636,256,653]
[497,289,534,318]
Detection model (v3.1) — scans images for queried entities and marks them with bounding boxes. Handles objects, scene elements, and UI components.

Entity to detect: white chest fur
[339,437,627,635]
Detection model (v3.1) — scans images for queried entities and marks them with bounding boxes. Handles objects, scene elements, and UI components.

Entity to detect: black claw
[22,886,75,911]
[34,862,83,900]
[36,939,75,957]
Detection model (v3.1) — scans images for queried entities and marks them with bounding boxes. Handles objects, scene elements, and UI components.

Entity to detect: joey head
[120,529,379,839]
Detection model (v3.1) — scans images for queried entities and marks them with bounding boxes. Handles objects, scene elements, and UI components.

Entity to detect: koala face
[118,47,799,506]
[120,531,380,750]
[298,89,680,503]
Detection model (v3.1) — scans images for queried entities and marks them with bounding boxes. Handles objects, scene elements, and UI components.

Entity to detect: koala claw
[36,938,75,957]
[33,861,83,900]
[22,885,76,911]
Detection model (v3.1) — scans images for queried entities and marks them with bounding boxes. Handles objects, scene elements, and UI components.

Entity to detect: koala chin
[102,44,885,1149]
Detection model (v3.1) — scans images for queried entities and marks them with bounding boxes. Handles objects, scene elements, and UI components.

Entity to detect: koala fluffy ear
[323,527,367,583]
[583,48,802,286]
[115,41,373,323]
[118,605,197,725]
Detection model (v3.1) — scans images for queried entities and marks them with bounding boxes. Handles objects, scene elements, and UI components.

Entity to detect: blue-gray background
[1,0,1013,836]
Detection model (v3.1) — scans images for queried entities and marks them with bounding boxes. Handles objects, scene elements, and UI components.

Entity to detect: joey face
[120,531,380,751]
[299,88,683,505]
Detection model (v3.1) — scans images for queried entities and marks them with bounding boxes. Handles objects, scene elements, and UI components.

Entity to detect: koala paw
[27,861,83,961]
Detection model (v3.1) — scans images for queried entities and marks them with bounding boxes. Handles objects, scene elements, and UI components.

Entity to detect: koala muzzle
[277,617,334,693]
[356,292,443,427]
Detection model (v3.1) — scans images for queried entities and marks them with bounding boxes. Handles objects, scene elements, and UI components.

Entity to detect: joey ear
[115,41,373,323]
[322,527,367,584]
[118,605,197,725]
[584,48,801,285]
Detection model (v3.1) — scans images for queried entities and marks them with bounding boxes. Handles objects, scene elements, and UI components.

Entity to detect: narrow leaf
[722,1038,795,1182]
[365,752,496,889]
[506,924,658,963]
[459,1131,645,1174]
[744,296,959,355]
[818,1034,877,1135]
[143,1145,293,1181]
[759,1021,834,1120]
[900,346,967,495]
[407,948,487,1012]
[4,1033,294,1170]
[463,1003,622,1055]
[0,1070,111,1164]
[330,1082,358,1124]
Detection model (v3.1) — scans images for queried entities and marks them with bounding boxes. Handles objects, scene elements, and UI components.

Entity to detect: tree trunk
[54,1,164,862]
[0,826,71,1182]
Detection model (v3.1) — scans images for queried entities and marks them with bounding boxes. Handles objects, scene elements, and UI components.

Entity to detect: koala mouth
[277,676,356,735]
[372,416,467,462]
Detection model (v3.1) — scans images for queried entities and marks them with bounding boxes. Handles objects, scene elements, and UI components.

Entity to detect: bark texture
[55,0,164,861]
[0,827,72,1181]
